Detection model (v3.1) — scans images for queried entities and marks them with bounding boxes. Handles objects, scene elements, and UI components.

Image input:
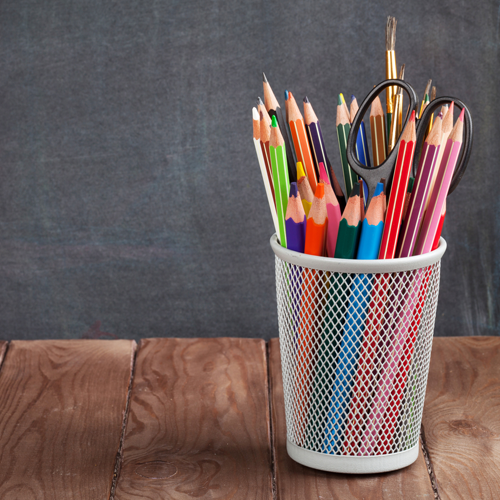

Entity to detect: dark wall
[0,0,498,340]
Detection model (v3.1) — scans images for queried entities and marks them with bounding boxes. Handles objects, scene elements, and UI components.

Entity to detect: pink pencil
[318,162,341,257]
[397,115,443,257]
[415,108,464,255]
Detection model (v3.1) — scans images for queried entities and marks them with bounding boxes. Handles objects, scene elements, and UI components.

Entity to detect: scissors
[346,79,473,206]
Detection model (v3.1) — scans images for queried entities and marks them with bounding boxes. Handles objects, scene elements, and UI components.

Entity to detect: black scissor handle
[415,97,473,195]
[347,79,418,205]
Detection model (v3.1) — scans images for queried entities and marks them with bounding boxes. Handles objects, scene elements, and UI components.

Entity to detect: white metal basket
[271,234,447,474]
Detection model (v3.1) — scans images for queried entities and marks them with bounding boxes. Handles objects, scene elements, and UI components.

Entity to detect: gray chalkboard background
[0,0,498,340]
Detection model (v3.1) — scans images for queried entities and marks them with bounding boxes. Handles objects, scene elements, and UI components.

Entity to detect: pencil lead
[289,182,299,197]
[409,110,416,122]
[337,94,343,105]
[284,90,289,101]
[458,107,465,122]
[257,96,264,106]
[262,72,268,83]
[303,96,310,103]
[351,95,356,103]
[271,115,278,128]
[340,93,346,104]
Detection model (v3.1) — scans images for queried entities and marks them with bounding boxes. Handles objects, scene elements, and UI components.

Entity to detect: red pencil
[378,111,416,259]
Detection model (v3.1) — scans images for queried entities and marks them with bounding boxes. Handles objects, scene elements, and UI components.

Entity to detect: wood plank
[423,336,500,499]
[0,339,136,499]
[114,338,273,499]
[269,338,435,499]
[0,341,7,369]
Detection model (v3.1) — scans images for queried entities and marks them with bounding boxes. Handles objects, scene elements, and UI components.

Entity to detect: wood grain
[269,338,435,499]
[114,338,272,499]
[0,339,136,499]
[0,341,7,370]
[423,336,500,499]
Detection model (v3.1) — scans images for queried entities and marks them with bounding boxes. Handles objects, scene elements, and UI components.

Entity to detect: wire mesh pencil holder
[271,234,447,474]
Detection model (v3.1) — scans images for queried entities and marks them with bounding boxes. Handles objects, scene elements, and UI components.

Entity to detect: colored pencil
[415,108,464,255]
[283,90,298,167]
[379,110,416,260]
[326,155,347,212]
[370,96,387,167]
[287,91,318,192]
[270,115,291,248]
[359,179,365,219]
[351,96,370,203]
[285,182,307,253]
[258,97,276,208]
[397,113,443,257]
[357,182,386,259]
[385,16,398,135]
[319,162,341,257]
[323,183,363,453]
[418,79,432,119]
[263,73,297,182]
[387,64,405,154]
[253,107,279,236]
[402,177,415,223]
[296,161,314,217]
[295,183,328,445]
[336,94,357,197]
[427,102,454,209]
[342,182,386,454]
[432,200,446,250]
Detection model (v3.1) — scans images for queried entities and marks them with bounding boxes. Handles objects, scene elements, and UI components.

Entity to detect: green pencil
[334,182,362,259]
[270,115,290,248]
[336,94,357,198]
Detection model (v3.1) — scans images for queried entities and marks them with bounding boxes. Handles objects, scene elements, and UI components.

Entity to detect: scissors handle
[415,97,473,195]
[347,79,418,205]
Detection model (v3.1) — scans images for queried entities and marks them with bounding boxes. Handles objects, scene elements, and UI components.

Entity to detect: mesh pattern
[275,257,441,457]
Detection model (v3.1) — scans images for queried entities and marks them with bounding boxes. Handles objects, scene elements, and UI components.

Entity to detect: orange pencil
[295,183,328,444]
[258,98,276,208]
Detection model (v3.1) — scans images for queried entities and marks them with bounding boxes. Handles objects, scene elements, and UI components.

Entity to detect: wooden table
[0,337,498,499]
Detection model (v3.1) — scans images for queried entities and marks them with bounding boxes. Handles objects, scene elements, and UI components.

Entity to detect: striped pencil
[253,107,279,236]
[337,95,357,197]
[318,162,341,257]
[415,108,464,255]
[297,161,314,217]
[370,96,387,167]
[397,114,443,257]
[263,73,297,182]
[270,115,291,248]
[402,177,415,223]
[378,110,416,260]
[258,98,276,208]
[285,182,307,253]
[295,183,328,445]
[432,200,446,250]
[322,183,362,453]
[286,91,318,192]
[351,95,371,169]
[342,182,386,454]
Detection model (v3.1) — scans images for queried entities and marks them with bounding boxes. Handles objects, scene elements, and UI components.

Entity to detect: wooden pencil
[415,108,464,255]
[283,89,298,167]
[402,177,415,223]
[296,161,314,217]
[336,94,357,197]
[334,182,362,259]
[351,95,370,203]
[287,91,318,192]
[397,113,443,257]
[258,97,276,208]
[319,162,341,257]
[326,155,347,213]
[295,183,328,444]
[378,110,416,260]
[285,182,307,253]
[253,107,279,236]
[370,95,387,167]
[357,182,386,259]
[432,200,446,250]
[385,16,398,135]
[263,73,297,182]
[270,115,291,248]
[427,102,454,209]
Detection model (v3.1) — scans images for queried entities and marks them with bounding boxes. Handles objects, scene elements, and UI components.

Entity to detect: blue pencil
[322,182,385,453]
[351,96,370,203]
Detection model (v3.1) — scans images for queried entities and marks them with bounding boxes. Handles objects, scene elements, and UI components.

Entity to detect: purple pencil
[397,115,443,257]
[415,108,464,255]
[285,183,307,253]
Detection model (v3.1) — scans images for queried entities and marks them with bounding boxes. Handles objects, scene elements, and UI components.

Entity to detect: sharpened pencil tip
[337,94,343,105]
[271,115,278,127]
[351,95,356,102]
[284,90,289,101]
[262,72,268,83]
[340,93,346,104]
[459,107,465,121]
[257,96,264,106]
[289,182,298,197]
[303,96,310,103]
[409,110,416,122]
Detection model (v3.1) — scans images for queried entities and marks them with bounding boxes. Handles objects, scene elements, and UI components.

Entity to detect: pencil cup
[271,234,447,474]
